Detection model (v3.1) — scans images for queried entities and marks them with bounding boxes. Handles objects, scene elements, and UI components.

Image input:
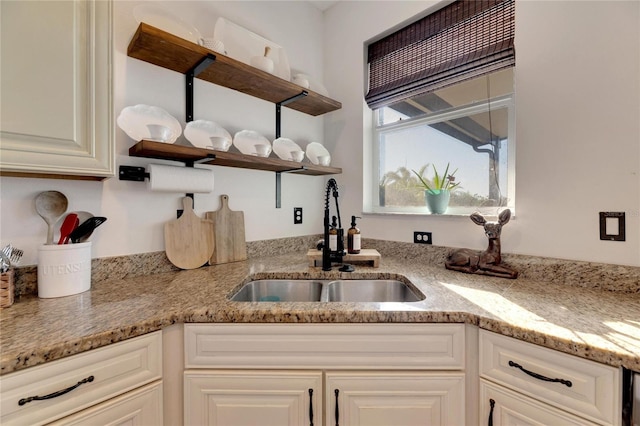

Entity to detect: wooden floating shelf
[127,23,342,116]
[129,141,342,176]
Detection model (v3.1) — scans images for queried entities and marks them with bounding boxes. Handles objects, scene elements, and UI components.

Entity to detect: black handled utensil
[68,217,107,243]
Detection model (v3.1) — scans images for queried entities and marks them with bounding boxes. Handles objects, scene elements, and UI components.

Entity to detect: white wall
[323,0,640,266]
[0,1,331,266]
[2,0,639,268]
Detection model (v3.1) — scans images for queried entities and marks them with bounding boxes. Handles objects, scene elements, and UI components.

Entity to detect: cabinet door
[325,371,465,426]
[48,381,162,426]
[0,0,114,179]
[184,370,322,426]
[480,381,599,426]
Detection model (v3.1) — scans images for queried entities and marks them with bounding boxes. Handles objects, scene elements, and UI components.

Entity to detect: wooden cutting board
[164,197,215,269]
[206,194,247,264]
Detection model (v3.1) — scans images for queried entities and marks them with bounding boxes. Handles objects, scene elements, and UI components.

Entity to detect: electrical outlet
[413,231,432,244]
[294,207,303,224]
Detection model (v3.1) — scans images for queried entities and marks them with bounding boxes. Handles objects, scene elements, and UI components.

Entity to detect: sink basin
[230,280,323,302]
[327,280,425,302]
[229,279,425,303]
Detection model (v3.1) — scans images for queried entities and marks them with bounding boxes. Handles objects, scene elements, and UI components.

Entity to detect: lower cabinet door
[480,381,599,426]
[184,370,322,426]
[48,381,163,426]
[325,371,465,426]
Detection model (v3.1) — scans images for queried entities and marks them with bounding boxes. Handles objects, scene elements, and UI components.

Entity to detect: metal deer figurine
[445,209,518,279]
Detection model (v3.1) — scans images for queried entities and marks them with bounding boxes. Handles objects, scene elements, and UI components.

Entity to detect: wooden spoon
[35,191,68,245]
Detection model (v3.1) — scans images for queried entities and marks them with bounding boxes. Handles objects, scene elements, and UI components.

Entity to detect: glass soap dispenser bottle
[348,216,362,254]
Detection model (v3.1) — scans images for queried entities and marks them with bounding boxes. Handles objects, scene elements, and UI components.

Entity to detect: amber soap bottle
[347,216,362,254]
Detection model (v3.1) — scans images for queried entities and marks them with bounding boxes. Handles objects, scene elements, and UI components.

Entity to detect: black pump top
[351,215,361,227]
[331,215,338,228]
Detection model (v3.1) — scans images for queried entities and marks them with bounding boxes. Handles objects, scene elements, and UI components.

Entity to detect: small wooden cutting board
[206,194,247,264]
[164,197,214,269]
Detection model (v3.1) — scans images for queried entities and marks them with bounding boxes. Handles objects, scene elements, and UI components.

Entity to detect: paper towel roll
[148,164,214,193]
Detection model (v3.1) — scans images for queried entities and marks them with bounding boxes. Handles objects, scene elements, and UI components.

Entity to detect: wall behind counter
[0,1,334,266]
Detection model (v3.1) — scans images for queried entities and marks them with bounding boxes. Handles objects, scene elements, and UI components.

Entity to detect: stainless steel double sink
[229,279,425,303]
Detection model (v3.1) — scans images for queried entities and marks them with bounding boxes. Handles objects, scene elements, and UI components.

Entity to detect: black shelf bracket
[186,54,217,122]
[275,91,308,138]
[275,166,307,208]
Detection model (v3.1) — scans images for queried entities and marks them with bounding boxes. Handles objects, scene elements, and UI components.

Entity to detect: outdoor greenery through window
[372,68,515,215]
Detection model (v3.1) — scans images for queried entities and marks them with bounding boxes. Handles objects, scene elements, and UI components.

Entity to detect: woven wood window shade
[365,0,515,109]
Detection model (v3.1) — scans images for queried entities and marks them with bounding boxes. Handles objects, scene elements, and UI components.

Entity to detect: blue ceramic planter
[425,189,450,214]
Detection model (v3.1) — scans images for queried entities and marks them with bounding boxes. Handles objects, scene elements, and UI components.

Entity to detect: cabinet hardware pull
[18,375,94,406]
[488,398,495,426]
[334,389,340,426]
[308,388,314,426]
[508,360,572,387]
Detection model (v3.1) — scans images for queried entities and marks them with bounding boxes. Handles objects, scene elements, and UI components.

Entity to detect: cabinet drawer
[0,331,162,426]
[479,330,620,425]
[480,380,599,426]
[48,381,163,426]
[185,323,465,370]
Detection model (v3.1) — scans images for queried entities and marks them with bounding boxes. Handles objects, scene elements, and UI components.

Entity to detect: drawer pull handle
[18,375,95,406]
[488,398,495,426]
[334,389,340,426]
[508,360,572,387]
[308,388,314,426]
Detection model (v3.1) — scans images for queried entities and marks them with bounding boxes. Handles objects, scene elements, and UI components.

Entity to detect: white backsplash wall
[2,1,639,268]
[322,0,640,267]
[0,1,332,266]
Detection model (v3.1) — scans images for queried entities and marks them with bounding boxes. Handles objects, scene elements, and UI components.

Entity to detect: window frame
[369,93,516,216]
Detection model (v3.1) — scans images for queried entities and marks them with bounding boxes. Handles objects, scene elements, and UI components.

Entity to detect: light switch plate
[599,212,625,241]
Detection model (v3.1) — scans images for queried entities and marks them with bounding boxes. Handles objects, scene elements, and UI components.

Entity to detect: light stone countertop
[1,252,639,375]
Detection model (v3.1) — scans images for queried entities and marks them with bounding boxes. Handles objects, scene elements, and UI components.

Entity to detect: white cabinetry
[0,331,162,426]
[480,380,599,425]
[0,0,114,179]
[326,371,465,426]
[184,323,466,426]
[185,370,322,426]
[479,330,621,425]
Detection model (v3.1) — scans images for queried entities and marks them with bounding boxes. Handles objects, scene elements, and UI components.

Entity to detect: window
[373,68,515,215]
[366,0,515,216]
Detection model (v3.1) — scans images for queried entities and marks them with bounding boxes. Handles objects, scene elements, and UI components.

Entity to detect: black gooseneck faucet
[322,178,345,271]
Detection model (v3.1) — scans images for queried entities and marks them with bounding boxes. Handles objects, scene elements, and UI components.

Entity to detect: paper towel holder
[118,156,215,206]
[119,154,216,182]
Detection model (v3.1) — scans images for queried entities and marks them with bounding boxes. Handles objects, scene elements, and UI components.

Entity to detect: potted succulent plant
[412,163,460,214]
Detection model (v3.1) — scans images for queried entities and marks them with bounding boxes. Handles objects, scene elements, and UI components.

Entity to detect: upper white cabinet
[0,0,114,180]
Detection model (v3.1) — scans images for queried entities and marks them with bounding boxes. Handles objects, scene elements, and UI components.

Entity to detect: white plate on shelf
[233,130,271,156]
[273,137,304,161]
[306,142,331,165]
[213,17,290,81]
[184,120,232,151]
[133,4,202,44]
[117,104,182,143]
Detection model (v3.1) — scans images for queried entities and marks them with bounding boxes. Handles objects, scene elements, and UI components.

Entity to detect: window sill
[364,206,516,218]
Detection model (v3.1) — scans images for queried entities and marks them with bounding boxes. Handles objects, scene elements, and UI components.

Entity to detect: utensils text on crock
[68,217,107,243]
[58,213,79,245]
[35,191,68,245]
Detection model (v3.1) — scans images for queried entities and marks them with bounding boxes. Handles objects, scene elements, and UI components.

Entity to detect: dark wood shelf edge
[127,23,342,116]
[128,141,342,176]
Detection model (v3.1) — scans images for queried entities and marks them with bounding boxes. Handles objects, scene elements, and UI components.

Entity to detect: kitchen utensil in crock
[58,213,79,244]
[205,194,247,265]
[35,191,69,245]
[164,197,214,269]
[68,217,107,243]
